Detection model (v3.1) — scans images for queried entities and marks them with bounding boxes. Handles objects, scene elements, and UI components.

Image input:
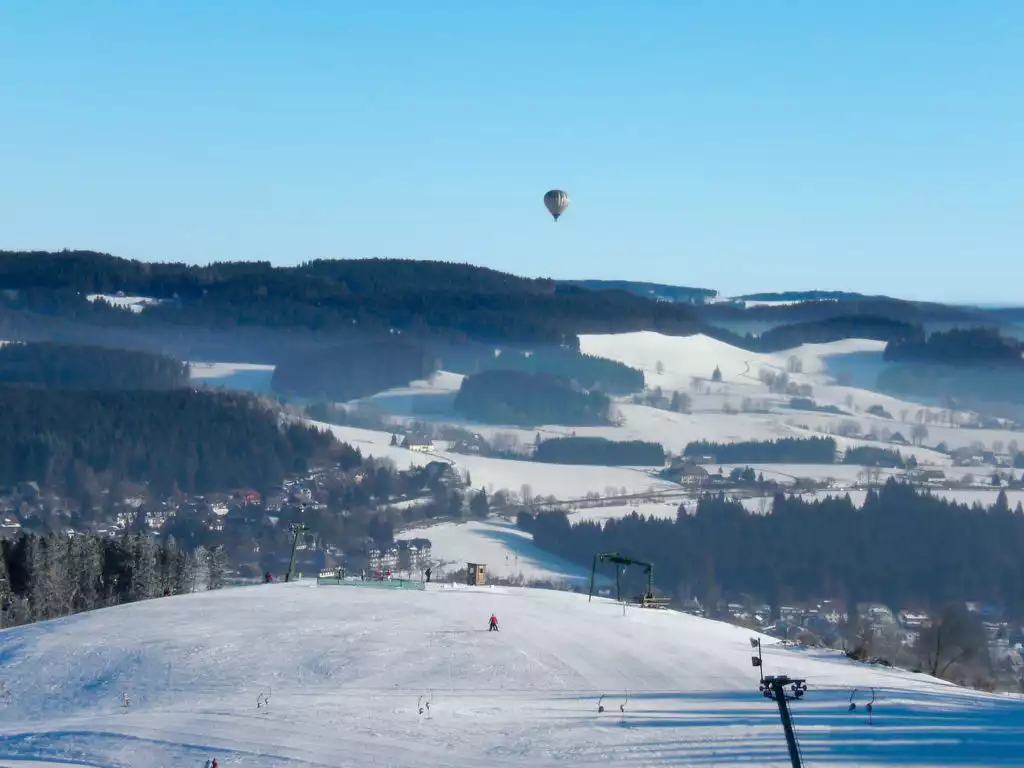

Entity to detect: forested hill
[523,480,1024,619]
[0,385,355,497]
[0,251,706,344]
[0,251,1013,359]
[0,341,189,389]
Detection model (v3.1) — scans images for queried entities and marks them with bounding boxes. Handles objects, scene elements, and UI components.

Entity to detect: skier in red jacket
[488,613,499,632]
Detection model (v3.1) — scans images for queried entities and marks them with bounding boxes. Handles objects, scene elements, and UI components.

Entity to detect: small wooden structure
[467,562,487,586]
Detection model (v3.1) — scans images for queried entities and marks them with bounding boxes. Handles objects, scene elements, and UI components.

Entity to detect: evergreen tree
[470,490,490,518]
[205,544,226,590]
[129,535,157,602]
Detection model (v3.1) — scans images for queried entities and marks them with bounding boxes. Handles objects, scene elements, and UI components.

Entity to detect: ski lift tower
[759,674,808,768]
[285,522,309,583]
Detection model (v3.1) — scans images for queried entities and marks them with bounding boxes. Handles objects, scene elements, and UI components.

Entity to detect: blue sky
[1,1,1021,303]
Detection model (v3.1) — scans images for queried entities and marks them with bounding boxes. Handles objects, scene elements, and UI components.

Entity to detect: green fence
[316,573,425,591]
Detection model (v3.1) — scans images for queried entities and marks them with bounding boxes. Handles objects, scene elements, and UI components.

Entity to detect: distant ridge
[558,278,718,304]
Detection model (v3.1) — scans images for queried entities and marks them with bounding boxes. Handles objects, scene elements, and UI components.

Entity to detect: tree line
[534,437,665,466]
[0,531,227,629]
[522,479,1024,619]
[683,436,837,464]
[0,341,189,390]
[701,297,994,331]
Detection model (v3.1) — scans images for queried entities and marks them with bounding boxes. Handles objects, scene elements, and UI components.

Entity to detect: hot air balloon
[543,189,570,221]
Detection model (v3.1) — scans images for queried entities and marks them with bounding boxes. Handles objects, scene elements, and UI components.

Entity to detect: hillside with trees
[755,315,917,353]
[453,370,612,426]
[271,339,436,402]
[558,279,718,305]
[0,532,217,628]
[683,436,838,464]
[0,341,189,390]
[3,251,1016,370]
[524,480,1024,619]
[436,343,644,396]
[700,296,993,331]
[534,437,665,466]
[884,327,1024,366]
[0,250,706,346]
[0,386,354,497]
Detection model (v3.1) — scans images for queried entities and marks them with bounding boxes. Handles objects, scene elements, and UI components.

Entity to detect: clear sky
[1,1,1021,302]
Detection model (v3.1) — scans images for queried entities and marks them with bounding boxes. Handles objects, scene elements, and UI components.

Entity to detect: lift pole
[285,522,309,583]
[760,675,807,768]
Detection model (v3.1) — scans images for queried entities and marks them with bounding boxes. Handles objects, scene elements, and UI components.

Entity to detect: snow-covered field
[2,583,1021,767]
[188,362,276,379]
[85,293,165,313]
[349,332,1020,467]
[310,421,679,499]
[398,519,600,586]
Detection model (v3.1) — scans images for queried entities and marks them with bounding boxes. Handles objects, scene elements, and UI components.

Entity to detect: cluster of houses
[340,538,433,578]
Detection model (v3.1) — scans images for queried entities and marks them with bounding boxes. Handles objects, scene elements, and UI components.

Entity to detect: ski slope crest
[1,583,1021,767]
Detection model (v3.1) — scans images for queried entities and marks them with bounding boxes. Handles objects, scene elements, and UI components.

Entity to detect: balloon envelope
[543,189,570,221]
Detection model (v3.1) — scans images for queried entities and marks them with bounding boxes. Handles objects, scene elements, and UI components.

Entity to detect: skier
[264,571,274,583]
[425,567,432,583]
[488,613,499,632]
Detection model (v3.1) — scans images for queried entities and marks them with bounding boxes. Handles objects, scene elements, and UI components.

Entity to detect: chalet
[659,461,709,486]
[905,468,946,484]
[403,436,435,453]
[677,465,709,486]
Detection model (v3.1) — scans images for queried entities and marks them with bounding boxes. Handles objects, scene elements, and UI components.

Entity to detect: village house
[403,436,435,453]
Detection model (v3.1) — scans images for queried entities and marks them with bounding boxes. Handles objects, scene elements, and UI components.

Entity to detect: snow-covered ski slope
[2,583,1022,767]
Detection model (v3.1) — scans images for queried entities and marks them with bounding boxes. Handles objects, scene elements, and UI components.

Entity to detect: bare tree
[993,440,1005,455]
[900,408,909,423]
[655,360,665,375]
[520,484,533,506]
[916,604,988,680]
[1009,439,1020,456]
[787,355,804,374]
[491,432,521,454]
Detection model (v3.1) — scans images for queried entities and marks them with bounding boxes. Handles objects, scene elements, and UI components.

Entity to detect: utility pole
[759,674,808,768]
[286,522,309,583]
